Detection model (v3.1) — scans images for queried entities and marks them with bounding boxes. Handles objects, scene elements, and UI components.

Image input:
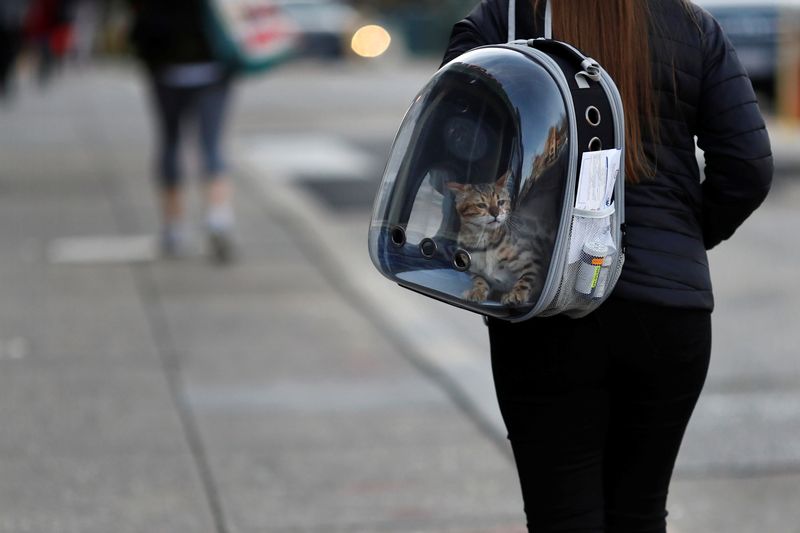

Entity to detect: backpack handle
[544,0,552,39]
[508,0,552,42]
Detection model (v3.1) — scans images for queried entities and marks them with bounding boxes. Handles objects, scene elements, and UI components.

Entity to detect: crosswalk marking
[240,133,374,182]
[48,235,157,264]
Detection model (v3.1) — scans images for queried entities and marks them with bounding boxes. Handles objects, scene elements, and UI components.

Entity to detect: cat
[447,172,545,306]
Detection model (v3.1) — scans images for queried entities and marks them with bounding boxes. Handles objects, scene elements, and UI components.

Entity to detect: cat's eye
[499,200,507,206]
[477,203,488,209]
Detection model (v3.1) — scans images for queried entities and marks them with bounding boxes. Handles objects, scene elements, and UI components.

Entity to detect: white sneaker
[208,229,236,265]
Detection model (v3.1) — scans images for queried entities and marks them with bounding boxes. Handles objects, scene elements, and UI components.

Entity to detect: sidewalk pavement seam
[127,265,232,533]
[84,116,231,533]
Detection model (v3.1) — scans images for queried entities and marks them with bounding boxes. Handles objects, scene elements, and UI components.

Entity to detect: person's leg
[0,29,13,97]
[488,314,609,533]
[0,28,23,99]
[36,36,55,87]
[196,76,235,262]
[197,77,232,182]
[597,300,711,533]
[150,80,189,254]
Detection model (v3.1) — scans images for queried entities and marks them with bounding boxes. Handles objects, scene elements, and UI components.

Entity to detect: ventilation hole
[585,106,601,126]
[390,226,406,247]
[588,137,603,151]
[419,238,437,259]
[453,249,471,272]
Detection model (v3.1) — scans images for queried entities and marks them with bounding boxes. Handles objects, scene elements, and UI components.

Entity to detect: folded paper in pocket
[575,149,622,211]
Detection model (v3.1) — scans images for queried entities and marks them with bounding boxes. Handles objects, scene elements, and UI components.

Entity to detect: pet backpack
[368,0,626,322]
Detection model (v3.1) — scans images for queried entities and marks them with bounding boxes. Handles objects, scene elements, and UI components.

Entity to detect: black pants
[488,298,711,533]
[149,76,232,188]
[0,28,23,97]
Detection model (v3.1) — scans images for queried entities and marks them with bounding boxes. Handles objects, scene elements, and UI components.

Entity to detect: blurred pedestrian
[0,0,31,99]
[25,0,74,87]
[128,0,237,263]
[443,0,773,531]
[70,0,99,66]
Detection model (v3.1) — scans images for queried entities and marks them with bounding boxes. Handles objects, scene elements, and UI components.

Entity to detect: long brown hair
[532,0,656,183]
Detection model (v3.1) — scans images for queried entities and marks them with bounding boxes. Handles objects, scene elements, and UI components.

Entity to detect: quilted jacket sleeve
[441,0,509,65]
[695,11,774,250]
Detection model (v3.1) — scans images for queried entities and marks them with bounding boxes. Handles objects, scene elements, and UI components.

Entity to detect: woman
[443,1,772,531]
[129,0,236,263]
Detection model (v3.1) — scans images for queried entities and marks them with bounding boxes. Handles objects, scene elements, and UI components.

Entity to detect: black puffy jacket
[443,0,773,310]
[128,0,215,70]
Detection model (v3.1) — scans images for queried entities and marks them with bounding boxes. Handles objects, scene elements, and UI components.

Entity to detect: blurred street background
[0,1,799,532]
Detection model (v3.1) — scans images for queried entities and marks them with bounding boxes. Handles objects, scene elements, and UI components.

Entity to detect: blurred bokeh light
[350,24,391,58]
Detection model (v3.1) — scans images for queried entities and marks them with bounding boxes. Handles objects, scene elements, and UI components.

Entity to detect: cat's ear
[447,181,467,194]
[496,171,510,189]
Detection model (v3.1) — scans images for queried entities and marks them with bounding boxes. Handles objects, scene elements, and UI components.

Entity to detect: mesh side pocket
[541,206,619,317]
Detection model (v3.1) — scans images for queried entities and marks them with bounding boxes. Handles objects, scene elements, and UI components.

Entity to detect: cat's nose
[489,206,499,217]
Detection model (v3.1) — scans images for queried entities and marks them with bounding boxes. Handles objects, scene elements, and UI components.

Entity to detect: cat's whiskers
[504,216,525,233]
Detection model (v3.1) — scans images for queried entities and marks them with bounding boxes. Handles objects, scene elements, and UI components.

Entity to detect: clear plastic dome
[369,46,572,319]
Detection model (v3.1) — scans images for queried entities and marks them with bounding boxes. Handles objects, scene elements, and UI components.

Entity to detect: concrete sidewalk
[0,67,524,532]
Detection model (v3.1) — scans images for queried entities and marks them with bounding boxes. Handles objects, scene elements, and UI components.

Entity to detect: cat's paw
[463,285,489,303]
[501,287,531,306]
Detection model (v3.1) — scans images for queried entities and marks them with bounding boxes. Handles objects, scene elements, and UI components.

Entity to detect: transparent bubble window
[369,47,572,317]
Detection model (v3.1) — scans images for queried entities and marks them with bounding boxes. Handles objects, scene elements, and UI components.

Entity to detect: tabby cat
[447,172,545,306]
